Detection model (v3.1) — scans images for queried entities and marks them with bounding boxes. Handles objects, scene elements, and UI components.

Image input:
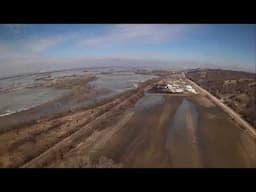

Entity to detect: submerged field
[0,68,255,168]
[49,94,255,168]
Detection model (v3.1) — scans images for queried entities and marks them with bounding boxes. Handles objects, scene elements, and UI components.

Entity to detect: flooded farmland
[165,98,201,167]
[0,88,69,117]
[62,93,256,168]
[89,72,157,93]
[134,93,165,112]
[0,69,255,168]
[0,70,157,118]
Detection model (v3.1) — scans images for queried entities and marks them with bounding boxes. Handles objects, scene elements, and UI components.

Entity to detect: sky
[0,24,255,77]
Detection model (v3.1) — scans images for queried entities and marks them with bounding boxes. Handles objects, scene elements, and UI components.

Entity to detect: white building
[176,88,183,93]
[185,85,197,94]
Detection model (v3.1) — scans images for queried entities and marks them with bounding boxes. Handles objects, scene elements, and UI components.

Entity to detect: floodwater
[50,70,87,78]
[89,72,157,93]
[0,88,68,116]
[96,94,256,168]
[47,72,157,116]
[0,69,89,91]
[165,98,202,167]
[134,93,165,112]
[166,98,199,146]
[164,97,256,167]
[0,75,39,90]
[0,70,156,123]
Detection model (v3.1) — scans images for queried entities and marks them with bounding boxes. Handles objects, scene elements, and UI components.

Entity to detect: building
[175,88,183,93]
[151,79,197,94]
[185,85,197,94]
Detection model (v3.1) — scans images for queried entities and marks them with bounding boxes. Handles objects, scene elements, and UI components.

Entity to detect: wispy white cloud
[0,24,191,59]
[0,24,254,77]
[0,35,66,76]
[0,34,66,61]
[27,35,65,52]
[81,24,190,47]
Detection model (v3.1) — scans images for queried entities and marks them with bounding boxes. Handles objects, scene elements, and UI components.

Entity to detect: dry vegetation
[186,69,256,127]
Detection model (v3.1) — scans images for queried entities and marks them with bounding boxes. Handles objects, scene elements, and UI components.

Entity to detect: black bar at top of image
[0,2,255,24]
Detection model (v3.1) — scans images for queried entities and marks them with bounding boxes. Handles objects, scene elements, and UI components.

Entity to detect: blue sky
[0,24,255,76]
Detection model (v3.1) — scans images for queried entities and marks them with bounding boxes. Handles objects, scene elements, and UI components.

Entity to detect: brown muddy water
[165,98,202,167]
[162,95,255,167]
[79,93,256,168]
